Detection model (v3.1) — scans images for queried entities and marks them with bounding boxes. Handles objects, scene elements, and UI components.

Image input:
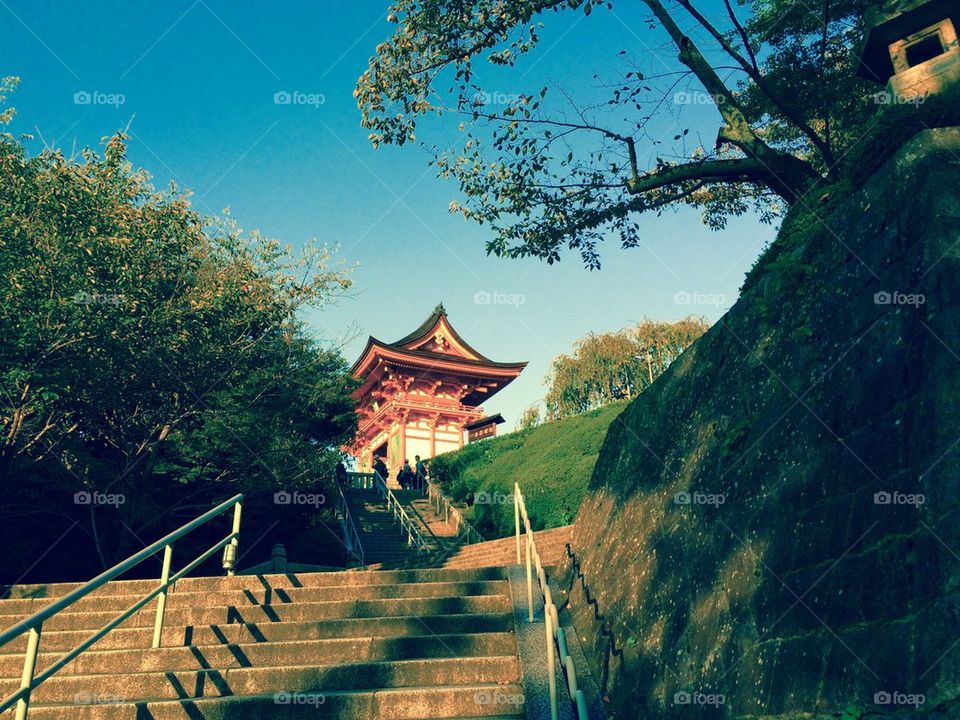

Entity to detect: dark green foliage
[0,82,357,582]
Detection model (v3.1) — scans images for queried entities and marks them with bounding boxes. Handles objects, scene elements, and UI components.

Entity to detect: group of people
[372,454,429,490]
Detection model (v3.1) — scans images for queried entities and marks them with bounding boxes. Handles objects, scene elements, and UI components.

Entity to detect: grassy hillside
[429,401,628,538]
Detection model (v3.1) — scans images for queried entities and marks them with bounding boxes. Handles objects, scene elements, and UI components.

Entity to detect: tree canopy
[0,78,357,579]
[356,0,888,267]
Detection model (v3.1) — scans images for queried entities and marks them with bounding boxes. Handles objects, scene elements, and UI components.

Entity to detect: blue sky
[1,0,775,426]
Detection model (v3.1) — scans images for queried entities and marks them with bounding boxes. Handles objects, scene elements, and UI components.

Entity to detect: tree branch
[722,0,758,73]
[676,0,837,168]
[639,0,820,198]
[626,157,781,194]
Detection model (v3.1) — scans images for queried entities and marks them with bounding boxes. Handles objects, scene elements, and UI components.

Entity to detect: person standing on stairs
[373,455,388,482]
[399,459,414,489]
[415,455,428,491]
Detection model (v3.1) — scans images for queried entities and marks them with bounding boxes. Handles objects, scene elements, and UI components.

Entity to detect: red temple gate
[348,304,526,476]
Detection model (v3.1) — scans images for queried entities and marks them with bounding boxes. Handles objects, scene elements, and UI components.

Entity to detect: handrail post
[526,531,534,623]
[151,544,174,648]
[225,501,242,576]
[545,604,559,720]
[564,655,578,702]
[514,483,521,563]
[575,690,588,718]
[14,623,41,720]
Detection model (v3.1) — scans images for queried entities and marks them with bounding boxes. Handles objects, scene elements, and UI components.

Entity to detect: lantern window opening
[904,30,947,68]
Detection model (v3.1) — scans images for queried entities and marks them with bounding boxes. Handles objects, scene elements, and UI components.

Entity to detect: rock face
[562,128,960,719]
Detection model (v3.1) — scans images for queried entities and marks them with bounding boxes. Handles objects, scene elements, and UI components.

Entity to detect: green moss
[839,705,863,720]
[719,417,752,459]
[742,178,850,295]
[742,86,960,296]
[429,401,628,537]
[844,87,960,189]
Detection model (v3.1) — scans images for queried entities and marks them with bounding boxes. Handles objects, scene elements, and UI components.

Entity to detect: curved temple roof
[351,303,528,378]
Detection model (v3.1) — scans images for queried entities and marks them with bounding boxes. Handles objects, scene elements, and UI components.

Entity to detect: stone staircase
[435,526,573,570]
[346,480,573,574]
[347,488,460,568]
[0,567,525,718]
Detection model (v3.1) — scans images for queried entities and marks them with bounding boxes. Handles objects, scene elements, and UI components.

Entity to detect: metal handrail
[334,476,365,565]
[374,471,431,553]
[349,471,430,553]
[514,482,590,720]
[425,479,485,545]
[0,494,243,720]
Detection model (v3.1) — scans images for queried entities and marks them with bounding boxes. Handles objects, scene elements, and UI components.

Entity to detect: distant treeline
[520,317,709,426]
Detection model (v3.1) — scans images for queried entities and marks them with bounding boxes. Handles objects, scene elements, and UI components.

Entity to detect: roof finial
[435,302,446,314]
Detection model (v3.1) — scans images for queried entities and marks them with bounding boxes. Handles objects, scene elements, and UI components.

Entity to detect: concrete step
[1,567,509,601]
[0,632,517,678]
[1,655,521,704]
[1,595,511,635]
[0,548,530,719]
[435,526,573,569]
[344,486,468,568]
[21,683,526,718]
[0,580,509,618]
[0,612,516,654]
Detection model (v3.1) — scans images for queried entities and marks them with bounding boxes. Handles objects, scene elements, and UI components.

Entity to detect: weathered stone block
[568,129,960,719]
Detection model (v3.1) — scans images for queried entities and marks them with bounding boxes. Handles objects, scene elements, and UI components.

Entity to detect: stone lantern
[857,0,960,101]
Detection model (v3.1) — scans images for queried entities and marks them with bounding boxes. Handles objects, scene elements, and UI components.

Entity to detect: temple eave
[351,338,526,378]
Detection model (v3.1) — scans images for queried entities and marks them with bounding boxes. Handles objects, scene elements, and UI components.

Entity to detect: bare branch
[627,157,779,194]
[639,0,819,199]
[723,0,759,73]
[677,0,837,168]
